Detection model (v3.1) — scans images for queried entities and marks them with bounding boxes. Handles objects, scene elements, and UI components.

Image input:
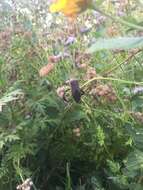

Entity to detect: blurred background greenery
[0,0,143,189]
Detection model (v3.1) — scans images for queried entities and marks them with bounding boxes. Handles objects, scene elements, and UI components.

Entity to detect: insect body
[70,79,83,103]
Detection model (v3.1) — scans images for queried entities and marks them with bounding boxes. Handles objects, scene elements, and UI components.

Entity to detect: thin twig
[102,50,142,76]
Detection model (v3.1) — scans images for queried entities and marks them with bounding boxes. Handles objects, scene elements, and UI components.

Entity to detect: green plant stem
[92,6,143,30]
[32,183,38,190]
[13,159,24,182]
[82,77,143,89]
[66,162,72,190]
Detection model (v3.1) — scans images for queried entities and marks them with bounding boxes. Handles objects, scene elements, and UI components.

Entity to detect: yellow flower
[49,0,92,18]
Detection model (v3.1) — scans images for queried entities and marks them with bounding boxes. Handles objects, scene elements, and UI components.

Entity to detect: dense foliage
[0,0,143,189]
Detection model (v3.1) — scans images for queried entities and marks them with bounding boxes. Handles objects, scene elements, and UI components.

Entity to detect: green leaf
[64,109,86,123]
[87,37,143,53]
[0,89,23,111]
[123,149,143,178]
[107,160,120,174]
[129,183,143,190]
[96,126,105,146]
[0,89,23,104]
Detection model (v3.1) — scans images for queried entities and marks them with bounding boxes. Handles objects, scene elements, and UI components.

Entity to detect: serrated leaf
[0,89,24,112]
